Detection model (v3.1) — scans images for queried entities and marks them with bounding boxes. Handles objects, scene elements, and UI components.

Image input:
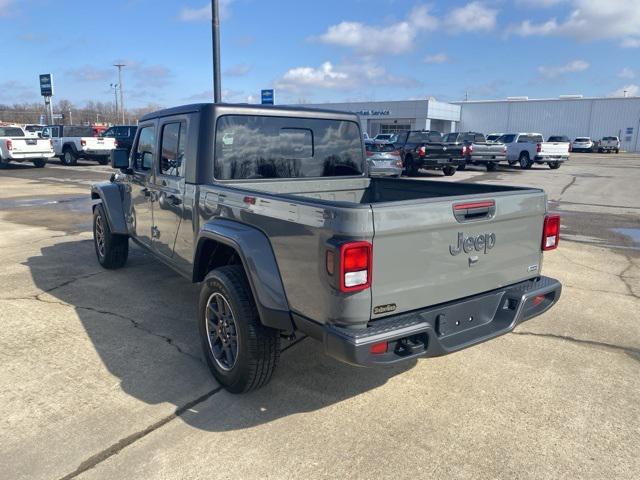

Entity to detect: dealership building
[305,96,640,152]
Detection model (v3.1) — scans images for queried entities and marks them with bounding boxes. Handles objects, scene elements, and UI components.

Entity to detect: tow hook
[394,334,428,357]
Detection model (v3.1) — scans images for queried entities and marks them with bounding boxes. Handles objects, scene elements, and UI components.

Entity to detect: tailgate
[10,138,51,153]
[370,191,546,318]
[424,142,462,158]
[541,142,569,156]
[83,137,115,150]
[473,142,504,157]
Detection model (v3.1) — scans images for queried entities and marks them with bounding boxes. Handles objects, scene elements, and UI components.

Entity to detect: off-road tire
[33,159,47,168]
[199,265,280,393]
[519,152,532,169]
[442,166,456,176]
[61,148,78,166]
[93,203,128,269]
[615,148,620,154]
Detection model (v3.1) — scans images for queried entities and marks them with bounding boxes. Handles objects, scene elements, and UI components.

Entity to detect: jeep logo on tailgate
[449,232,496,256]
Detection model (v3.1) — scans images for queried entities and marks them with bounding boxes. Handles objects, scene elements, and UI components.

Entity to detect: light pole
[114,64,126,124]
[211,0,221,103]
[110,83,119,123]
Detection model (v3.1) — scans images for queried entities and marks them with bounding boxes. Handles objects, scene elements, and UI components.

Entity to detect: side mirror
[111,148,130,170]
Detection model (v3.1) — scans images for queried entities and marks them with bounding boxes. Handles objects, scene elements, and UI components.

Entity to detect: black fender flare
[90,182,128,235]
[62,142,79,154]
[194,219,293,332]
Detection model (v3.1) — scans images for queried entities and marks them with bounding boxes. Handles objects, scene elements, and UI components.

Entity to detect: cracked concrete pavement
[0,155,638,479]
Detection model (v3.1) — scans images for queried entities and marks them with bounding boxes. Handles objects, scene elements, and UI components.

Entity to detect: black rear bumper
[294,276,561,367]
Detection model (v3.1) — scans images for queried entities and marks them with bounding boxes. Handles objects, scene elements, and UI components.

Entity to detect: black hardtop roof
[139,103,361,123]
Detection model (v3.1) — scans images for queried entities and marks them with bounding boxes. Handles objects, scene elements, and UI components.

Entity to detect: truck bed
[225,177,537,205]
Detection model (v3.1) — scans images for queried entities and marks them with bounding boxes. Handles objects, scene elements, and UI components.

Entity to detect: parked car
[443,132,506,171]
[0,125,54,168]
[101,125,138,154]
[41,125,116,166]
[92,102,562,393]
[23,124,46,138]
[571,137,595,153]
[394,130,463,176]
[373,133,397,143]
[599,136,620,153]
[486,133,504,142]
[364,140,403,177]
[500,133,570,169]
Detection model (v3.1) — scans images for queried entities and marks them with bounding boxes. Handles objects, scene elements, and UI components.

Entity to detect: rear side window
[498,134,516,143]
[517,135,530,143]
[134,125,155,171]
[214,115,363,179]
[159,121,186,177]
[0,127,25,136]
[64,126,94,137]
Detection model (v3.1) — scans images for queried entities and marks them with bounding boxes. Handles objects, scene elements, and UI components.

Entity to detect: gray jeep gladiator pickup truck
[91,103,562,393]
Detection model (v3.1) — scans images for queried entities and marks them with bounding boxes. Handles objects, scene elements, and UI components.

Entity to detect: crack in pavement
[559,175,577,197]
[57,335,309,480]
[512,331,640,358]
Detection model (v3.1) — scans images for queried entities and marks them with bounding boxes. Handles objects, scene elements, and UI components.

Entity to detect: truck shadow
[25,239,414,432]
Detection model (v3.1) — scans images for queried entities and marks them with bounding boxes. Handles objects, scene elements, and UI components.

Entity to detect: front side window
[64,126,93,137]
[214,115,363,179]
[159,121,186,177]
[134,125,155,171]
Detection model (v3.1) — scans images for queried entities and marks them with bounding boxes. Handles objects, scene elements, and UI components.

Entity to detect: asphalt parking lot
[1,153,638,480]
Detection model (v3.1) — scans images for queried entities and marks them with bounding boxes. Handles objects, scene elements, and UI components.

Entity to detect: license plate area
[434,293,502,337]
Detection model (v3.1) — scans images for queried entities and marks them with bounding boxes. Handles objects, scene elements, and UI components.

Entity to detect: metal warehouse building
[305,95,640,152]
[458,96,640,152]
[303,99,461,138]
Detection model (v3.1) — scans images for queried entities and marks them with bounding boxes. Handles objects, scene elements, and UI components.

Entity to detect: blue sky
[1,0,639,108]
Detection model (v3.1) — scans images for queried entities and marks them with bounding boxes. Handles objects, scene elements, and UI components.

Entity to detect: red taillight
[418,146,426,157]
[536,143,542,153]
[366,150,374,157]
[49,139,53,149]
[6,140,13,150]
[396,160,403,168]
[468,144,473,154]
[542,214,560,251]
[81,139,87,147]
[369,341,388,355]
[339,241,372,293]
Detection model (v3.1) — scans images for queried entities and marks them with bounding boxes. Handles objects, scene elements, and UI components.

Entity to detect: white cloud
[314,5,437,54]
[537,59,590,78]
[424,53,449,64]
[0,0,14,17]
[609,84,639,97]
[275,61,418,94]
[66,66,113,82]
[178,0,233,22]
[509,0,640,47]
[445,2,498,32]
[618,67,636,79]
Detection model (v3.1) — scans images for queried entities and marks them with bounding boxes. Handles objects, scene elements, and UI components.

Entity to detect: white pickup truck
[0,125,55,168]
[41,125,116,166]
[598,136,620,153]
[499,133,569,170]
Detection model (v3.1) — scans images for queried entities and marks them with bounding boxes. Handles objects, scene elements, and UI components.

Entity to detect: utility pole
[110,83,119,123]
[211,0,222,103]
[114,64,126,123]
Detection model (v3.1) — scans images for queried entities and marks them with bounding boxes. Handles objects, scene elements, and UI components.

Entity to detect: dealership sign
[355,109,390,116]
[39,74,53,97]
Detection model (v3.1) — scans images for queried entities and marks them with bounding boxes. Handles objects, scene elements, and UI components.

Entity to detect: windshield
[0,127,25,137]
[214,115,363,179]
[497,134,516,143]
[407,131,441,143]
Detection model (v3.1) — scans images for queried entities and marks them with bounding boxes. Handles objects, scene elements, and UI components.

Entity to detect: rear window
[548,136,569,142]
[407,131,442,143]
[602,136,618,141]
[0,127,25,137]
[366,142,396,152]
[575,137,590,142]
[214,115,363,179]
[64,126,94,137]
[443,133,459,142]
[486,134,501,141]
